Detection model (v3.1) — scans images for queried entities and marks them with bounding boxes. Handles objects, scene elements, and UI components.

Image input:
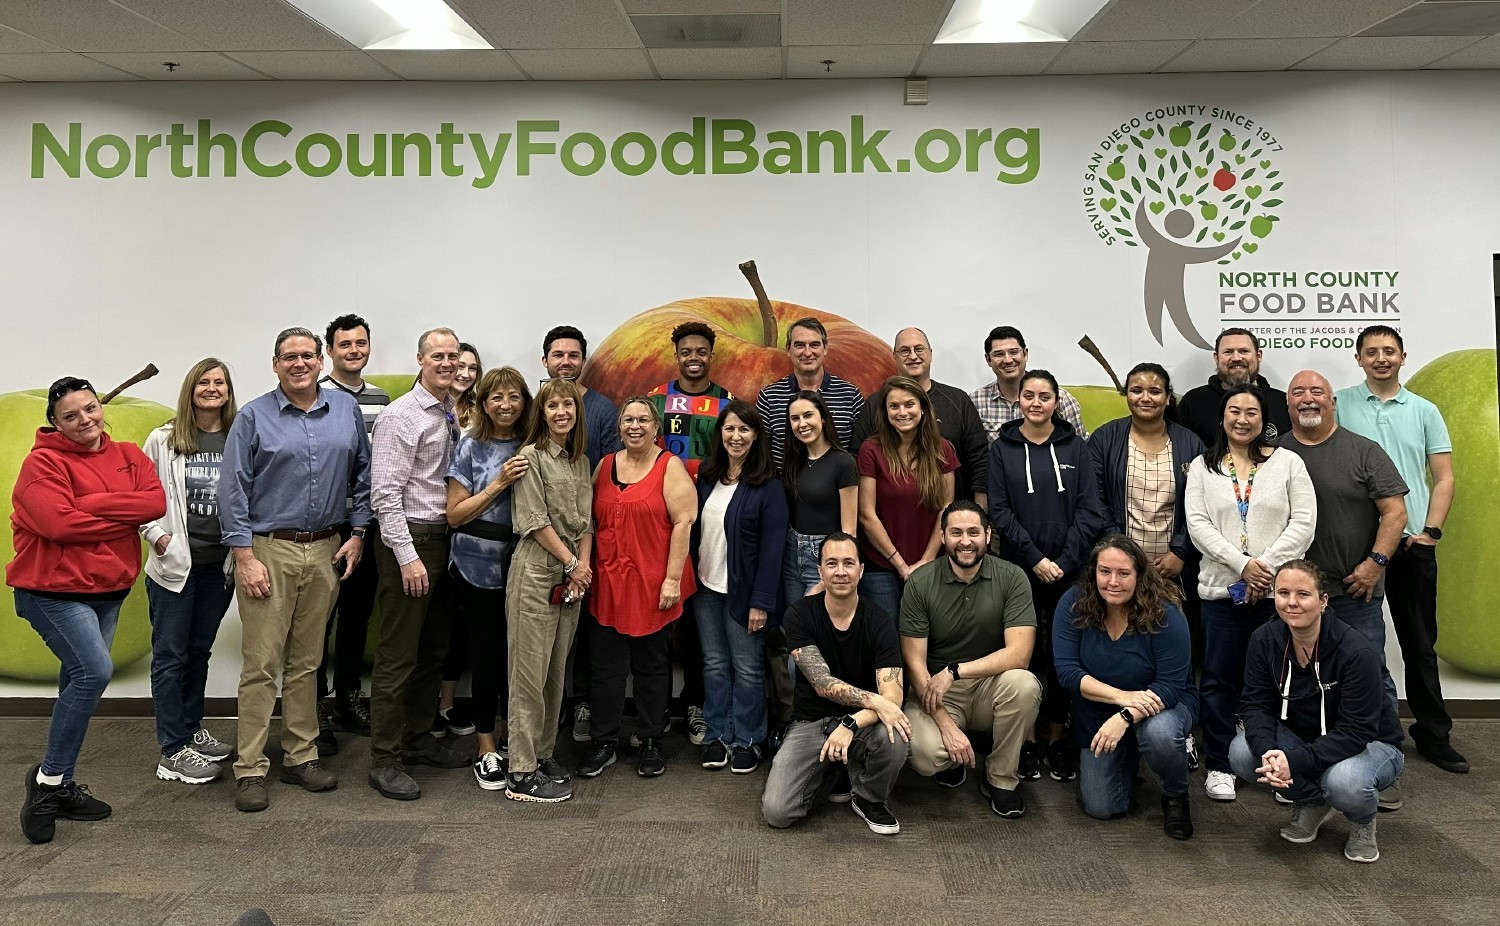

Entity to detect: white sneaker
[1205,770,1237,801]
[156,746,221,784]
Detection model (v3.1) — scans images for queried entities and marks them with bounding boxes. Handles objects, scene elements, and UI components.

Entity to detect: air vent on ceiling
[631,13,781,49]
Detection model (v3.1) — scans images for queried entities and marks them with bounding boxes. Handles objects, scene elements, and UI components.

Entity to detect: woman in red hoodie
[8,377,166,844]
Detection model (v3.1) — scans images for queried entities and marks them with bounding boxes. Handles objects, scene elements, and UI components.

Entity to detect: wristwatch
[946,662,962,681]
[1424,526,1443,541]
[351,526,367,540]
[838,714,859,732]
[1368,551,1390,568]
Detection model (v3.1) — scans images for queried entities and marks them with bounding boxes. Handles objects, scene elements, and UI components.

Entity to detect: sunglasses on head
[48,377,95,401]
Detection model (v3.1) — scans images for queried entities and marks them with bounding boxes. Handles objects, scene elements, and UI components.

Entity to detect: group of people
[10,314,1466,866]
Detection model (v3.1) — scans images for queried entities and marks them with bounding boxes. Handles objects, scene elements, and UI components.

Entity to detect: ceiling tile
[0,0,203,52]
[0,52,139,80]
[649,47,781,78]
[0,23,62,54]
[625,0,779,11]
[85,51,269,80]
[1158,38,1340,71]
[1211,0,1425,39]
[456,0,639,49]
[508,48,655,79]
[1290,34,1485,68]
[786,0,950,46]
[1076,0,1261,41]
[1045,40,1191,74]
[225,50,399,80]
[786,44,921,78]
[112,0,350,51]
[1423,32,1500,66]
[916,42,1063,77]
[367,50,525,80]
[1361,1,1500,36]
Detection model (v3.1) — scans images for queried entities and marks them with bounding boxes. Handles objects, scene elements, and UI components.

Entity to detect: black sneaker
[637,738,666,778]
[1047,740,1078,782]
[934,765,967,789]
[473,751,508,791]
[979,779,1026,818]
[441,704,477,737]
[403,732,471,769]
[315,701,339,757]
[1416,738,1470,774]
[505,770,572,803]
[851,795,900,835]
[538,757,571,785]
[1017,741,1042,781]
[54,780,112,821]
[333,689,372,736]
[701,741,730,770]
[576,743,618,778]
[20,764,61,844]
[828,766,852,803]
[730,746,760,775]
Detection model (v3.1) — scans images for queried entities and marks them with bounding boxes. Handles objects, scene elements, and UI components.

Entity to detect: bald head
[893,327,933,384]
[1287,369,1336,437]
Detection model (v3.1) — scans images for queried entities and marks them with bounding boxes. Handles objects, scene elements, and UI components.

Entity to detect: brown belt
[256,528,340,543]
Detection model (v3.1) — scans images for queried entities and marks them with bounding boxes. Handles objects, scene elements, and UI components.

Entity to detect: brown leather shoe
[235,775,269,812]
[280,759,338,793]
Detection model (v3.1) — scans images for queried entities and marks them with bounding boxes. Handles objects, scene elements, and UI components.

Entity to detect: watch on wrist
[946,662,962,681]
[1118,707,1136,727]
[351,527,367,540]
[1424,526,1443,541]
[838,714,859,732]
[1368,551,1390,568]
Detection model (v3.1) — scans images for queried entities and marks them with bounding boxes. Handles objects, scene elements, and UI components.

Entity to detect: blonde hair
[168,358,237,456]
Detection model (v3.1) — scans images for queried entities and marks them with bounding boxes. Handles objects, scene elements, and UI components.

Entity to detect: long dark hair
[1071,534,1182,634]
[782,390,844,502]
[1019,369,1066,429]
[1125,362,1178,422]
[1204,384,1273,475]
[871,375,947,511]
[700,400,775,488]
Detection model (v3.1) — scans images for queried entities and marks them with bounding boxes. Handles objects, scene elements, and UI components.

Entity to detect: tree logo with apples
[1083,110,1286,350]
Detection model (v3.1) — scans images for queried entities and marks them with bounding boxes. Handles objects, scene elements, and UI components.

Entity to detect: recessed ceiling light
[935,0,1111,44]
[286,0,492,50]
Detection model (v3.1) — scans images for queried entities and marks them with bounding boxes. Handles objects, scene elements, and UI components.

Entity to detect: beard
[1220,365,1254,387]
[947,546,984,569]
[1297,411,1324,429]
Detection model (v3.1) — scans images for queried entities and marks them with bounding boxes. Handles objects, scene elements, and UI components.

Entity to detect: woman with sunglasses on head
[11,377,166,843]
[140,359,239,787]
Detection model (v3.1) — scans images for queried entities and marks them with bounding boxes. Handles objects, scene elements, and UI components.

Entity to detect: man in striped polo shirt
[756,317,866,473]
[316,314,390,750]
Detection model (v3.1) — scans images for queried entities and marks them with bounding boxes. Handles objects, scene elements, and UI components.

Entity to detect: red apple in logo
[579,297,900,403]
[1213,168,1236,191]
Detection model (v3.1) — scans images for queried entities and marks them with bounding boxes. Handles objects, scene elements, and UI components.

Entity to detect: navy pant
[147,564,234,755]
[1199,596,1276,773]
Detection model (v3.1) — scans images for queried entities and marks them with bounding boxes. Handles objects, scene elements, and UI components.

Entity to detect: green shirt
[1335,382,1451,536]
[899,554,1035,675]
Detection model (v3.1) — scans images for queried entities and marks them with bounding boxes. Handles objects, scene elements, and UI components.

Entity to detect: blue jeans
[1230,730,1404,825]
[14,589,124,782]
[147,564,234,755]
[1200,596,1276,772]
[1325,595,1400,721]
[695,588,767,749]
[780,529,822,607]
[857,569,903,627]
[1077,701,1196,819]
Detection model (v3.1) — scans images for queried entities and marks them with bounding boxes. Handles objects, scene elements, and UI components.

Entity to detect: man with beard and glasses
[1178,329,1293,447]
[899,500,1042,818]
[1279,369,1409,812]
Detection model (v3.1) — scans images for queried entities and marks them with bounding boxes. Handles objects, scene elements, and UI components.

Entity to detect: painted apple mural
[578,297,902,403]
[1406,348,1500,677]
[0,390,172,681]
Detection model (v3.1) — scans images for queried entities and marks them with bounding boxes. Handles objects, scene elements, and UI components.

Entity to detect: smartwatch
[838,714,859,733]
[946,662,962,681]
[1368,551,1390,568]
[351,526,367,540]
[1424,526,1443,541]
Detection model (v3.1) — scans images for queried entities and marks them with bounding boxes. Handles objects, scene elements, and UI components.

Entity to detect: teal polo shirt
[1335,382,1451,535]
[899,554,1034,675]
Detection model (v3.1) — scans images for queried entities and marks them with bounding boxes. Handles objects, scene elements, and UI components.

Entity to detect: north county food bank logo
[1083,106,1287,350]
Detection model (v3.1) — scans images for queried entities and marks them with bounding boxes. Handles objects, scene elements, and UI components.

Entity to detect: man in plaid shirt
[970,326,1088,443]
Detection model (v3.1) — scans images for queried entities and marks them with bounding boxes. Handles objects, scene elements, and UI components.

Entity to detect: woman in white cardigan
[1185,384,1315,804]
[139,359,238,786]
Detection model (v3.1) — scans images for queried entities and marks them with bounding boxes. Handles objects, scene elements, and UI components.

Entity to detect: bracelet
[1118,707,1136,727]
[564,557,578,575]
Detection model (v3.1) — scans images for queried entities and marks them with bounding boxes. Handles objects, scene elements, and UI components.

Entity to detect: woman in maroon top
[856,375,958,624]
[577,397,698,779]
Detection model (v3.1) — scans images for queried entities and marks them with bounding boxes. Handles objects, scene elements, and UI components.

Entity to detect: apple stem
[738,260,779,348]
[99,363,160,404]
[1077,336,1125,395]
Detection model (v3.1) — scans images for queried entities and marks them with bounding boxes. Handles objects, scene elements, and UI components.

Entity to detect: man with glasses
[221,328,371,812]
[970,326,1088,443]
[851,328,989,504]
[367,327,469,801]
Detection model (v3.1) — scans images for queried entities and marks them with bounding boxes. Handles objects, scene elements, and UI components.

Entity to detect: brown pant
[369,527,452,767]
[234,535,339,779]
[907,668,1041,791]
[505,538,581,775]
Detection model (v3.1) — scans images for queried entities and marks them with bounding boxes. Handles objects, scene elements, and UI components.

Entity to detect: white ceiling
[2,0,1500,82]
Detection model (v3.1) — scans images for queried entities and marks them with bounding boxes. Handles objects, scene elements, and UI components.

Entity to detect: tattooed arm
[793,644,882,712]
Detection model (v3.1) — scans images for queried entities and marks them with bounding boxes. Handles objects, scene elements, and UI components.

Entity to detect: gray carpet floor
[1,716,1496,926]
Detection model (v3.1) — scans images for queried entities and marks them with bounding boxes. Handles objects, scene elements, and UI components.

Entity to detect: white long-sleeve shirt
[1185,448,1317,600]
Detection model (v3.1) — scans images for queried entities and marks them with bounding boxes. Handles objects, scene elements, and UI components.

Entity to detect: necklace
[1227,455,1258,554]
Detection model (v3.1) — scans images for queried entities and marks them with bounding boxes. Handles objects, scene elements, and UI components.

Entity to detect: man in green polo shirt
[900,500,1042,818]
[1335,325,1466,774]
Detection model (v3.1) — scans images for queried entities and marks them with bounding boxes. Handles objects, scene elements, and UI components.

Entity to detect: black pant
[318,521,378,697]
[1385,541,1452,746]
[1028,575,1071,730]
[567,608,595,704]
[672,599,705,709]
[453,570,509,736]
[439,576,468,683]
[588,621,672,746]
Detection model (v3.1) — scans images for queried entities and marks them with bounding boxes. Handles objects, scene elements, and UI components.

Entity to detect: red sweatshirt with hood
[7,429,166,595]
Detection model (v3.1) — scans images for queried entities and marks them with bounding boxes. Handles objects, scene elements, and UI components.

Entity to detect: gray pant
[762,718,910,828]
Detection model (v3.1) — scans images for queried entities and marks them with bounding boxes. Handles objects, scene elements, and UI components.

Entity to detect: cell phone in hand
[1228,580,1249,605]
[550,583,570,606]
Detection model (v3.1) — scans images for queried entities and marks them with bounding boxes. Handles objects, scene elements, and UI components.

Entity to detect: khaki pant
[369,527,452,767]
[505,538,581,775]
[234,535,339,779]
[907,668,1041,791]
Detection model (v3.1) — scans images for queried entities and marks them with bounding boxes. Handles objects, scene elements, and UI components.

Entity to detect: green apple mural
[0,390,172,681]
[1406,348,1500,677]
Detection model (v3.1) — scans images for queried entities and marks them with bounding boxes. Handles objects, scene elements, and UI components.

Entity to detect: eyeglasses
[277,352,318,364]
[895,346,929,358]
[48,377,94,400]
[987,348,1024,360]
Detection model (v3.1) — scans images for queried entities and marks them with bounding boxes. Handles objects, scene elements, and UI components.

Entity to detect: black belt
[257,528,339,543]
[454,520,517,543]
[407,521,450,537]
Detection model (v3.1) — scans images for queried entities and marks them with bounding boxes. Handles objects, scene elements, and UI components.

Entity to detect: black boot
[333,689,372,736]
[1162,794,1193,840]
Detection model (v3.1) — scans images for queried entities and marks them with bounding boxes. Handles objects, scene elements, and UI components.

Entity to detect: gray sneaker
[571,702,591,743]
[1280,803,1336,844]
[1344,819,1380,863]
[156,746,221,785]
[1378,782,1403,812]
[191,727,233,762]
